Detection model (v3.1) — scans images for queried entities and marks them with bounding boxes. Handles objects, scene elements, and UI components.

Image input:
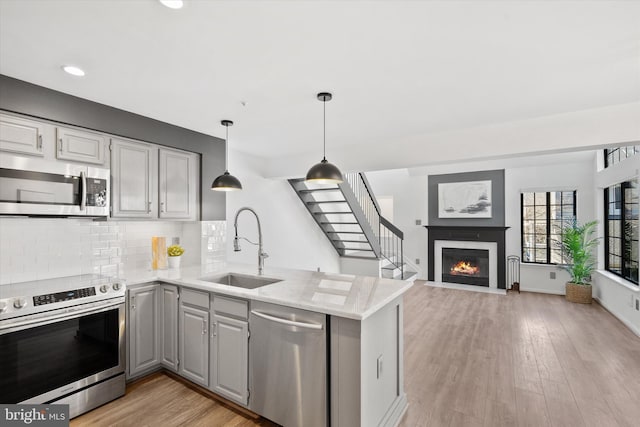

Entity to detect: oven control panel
[33,287,97,306]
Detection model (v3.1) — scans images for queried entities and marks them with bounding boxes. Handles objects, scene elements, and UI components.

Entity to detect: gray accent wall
[428,169,505,227]
[0,74,226,220]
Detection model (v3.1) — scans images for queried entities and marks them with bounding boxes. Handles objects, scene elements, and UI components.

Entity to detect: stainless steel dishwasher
[249,301,327,427]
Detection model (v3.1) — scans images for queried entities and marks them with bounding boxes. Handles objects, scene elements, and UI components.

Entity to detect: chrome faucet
[233,207,269,275]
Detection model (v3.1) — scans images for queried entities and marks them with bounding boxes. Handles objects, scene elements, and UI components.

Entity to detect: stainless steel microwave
[0,157,109,217]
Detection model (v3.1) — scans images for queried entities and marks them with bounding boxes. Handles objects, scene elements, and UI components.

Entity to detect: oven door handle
[0,300,124,334]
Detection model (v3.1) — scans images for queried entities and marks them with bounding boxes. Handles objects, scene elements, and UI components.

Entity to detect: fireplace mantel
[424,225,509,289]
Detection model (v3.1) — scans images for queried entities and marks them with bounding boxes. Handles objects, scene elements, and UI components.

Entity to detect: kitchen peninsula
[124,262,412,427]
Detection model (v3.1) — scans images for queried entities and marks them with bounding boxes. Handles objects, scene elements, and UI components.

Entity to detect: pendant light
[305,92,344,184]
[211,120,243,191]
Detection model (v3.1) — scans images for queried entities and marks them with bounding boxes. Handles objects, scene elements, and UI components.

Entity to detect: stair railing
[344,172,404,278]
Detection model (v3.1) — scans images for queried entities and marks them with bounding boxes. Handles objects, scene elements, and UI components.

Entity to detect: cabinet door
[128,285,159,377]
[159,148,198,220]
[160,285,179,371]
[56,126,106,164]
[0,114,45,157]
[111,139,157,218]
[211,314,249,405]
[179,305,209,386]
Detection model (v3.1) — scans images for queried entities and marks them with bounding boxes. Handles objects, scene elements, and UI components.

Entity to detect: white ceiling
[1,1,639,167]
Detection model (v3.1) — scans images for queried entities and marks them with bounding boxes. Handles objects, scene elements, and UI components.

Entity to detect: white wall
[504,160,596,294]
[366,151,597,287]
[593,154,640,335]
[225,150,340,274]
[0,218,225,285]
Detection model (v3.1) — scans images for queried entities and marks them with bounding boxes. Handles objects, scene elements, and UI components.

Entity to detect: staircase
[289,172,416,281]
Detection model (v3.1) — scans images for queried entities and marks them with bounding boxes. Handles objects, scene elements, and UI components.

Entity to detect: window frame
[604,180,639,285]
[520,190,577,265]
[604,146,639,168]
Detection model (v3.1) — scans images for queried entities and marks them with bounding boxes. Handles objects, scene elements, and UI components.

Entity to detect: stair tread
[313,211,354,215]
[299,188,341,193]
[327,231,365,234]
[307,200,347,204]
[320,221,359,225]
[331,239,369,243]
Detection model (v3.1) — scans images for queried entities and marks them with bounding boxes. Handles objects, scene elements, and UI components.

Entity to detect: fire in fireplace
[450,260,480,276]
[442,248,489,287]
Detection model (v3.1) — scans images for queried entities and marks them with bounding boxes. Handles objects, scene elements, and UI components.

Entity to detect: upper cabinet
[159,148,198,220]
[0,113,45,157]
[111,139,199,221]
[111,138,157,219]
[56,127,106,165]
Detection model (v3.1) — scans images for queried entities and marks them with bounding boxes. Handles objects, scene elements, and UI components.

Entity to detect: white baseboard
[519,287,564,296]
[593,296,640,337]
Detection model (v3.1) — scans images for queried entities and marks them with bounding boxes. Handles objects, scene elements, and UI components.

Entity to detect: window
[521,191,576,264]
[605,179,638,285]
[604,146,639,168]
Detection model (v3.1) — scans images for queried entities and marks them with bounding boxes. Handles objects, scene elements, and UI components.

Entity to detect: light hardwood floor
[399,281,640,427]
[70,373,277,427]
[72,282,640,426]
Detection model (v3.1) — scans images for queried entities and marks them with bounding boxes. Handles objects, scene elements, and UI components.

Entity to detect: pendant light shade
[305,92,343,184]
[212,120,243,191]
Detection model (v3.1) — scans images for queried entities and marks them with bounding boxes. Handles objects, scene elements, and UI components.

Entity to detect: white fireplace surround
[434,240,498,289]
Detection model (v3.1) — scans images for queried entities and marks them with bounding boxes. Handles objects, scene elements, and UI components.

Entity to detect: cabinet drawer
[213,295,248,320]
[181,288,209,309]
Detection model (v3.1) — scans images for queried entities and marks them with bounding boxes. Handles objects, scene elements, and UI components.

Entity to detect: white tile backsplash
[0,218,226,284]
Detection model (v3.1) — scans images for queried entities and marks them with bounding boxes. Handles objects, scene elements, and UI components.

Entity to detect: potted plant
[167,244,185,269]
[560,219,599,304]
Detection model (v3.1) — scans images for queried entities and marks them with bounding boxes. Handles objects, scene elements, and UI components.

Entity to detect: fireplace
[425,226,508,289]
[442,248,490,287]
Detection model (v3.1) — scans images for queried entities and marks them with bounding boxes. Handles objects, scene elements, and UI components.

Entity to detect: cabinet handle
[160,201,165,213]
[147,201,152,213]
[131,296,135,310]
[211,322,217,338]
[202,319,207,335]
[37,135,43,151]
[58,138,63,154]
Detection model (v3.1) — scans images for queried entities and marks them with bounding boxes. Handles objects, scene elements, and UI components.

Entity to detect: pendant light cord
[323,98,326,161]
[225,124,229,173]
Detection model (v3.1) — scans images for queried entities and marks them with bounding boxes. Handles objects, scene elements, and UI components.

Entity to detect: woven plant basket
[565,282,592,304]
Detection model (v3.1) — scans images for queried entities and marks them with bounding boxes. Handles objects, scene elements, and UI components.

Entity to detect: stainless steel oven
[0,156,109,217]
[0,275,126,418]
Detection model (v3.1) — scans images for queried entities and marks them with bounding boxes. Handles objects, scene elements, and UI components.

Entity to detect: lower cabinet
[128,284,160,377]
[128,284,249,405]
[160,284,179,371]
[179,290,210,387]
[210,314,249,405]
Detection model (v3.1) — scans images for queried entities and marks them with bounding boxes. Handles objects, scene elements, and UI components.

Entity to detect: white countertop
[123,262,413,320]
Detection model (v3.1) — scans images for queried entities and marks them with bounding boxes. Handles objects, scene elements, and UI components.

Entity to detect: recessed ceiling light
[62,65,85,77]
[159,0,184,9]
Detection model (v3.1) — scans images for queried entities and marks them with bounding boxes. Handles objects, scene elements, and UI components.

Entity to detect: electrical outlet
[172,237,180,245]
[415,258,420,265]
[636,298,639,311]
[415,219,422,226]
[550,272,556,280]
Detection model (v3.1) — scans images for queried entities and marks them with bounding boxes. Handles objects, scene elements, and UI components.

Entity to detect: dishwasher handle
[251,310,323,330]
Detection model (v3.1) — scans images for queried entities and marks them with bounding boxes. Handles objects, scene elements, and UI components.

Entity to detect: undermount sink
[200,273,282,289]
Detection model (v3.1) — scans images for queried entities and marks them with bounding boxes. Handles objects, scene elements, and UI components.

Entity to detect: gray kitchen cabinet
[158,148,198,220]
[56,126,106,164]
[110,138,157,218]
[160,284,179,371]
[128,284,160,377]
[210,313,249,405]
[0,113,45,157]
[179,304,209,387]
